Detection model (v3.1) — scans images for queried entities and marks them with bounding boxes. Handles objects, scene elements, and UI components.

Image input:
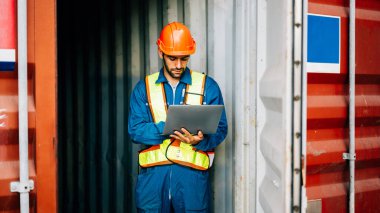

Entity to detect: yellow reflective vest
[138,71,215,171]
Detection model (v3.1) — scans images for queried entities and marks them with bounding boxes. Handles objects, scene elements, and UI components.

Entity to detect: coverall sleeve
[128,80,166,145]
[193,77,228,151]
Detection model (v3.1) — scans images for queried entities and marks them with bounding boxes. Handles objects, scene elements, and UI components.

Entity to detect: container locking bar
[10,180,34,193]
[342,153,356,160]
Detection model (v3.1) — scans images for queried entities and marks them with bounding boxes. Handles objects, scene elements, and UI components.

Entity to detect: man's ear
[158,49,164,59]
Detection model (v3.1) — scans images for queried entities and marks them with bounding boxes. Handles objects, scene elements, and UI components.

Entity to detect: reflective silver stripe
[207,152,215,167]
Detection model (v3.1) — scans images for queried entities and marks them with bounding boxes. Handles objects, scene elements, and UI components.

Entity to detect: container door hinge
[10,180,34,193]
[343,153,356,160]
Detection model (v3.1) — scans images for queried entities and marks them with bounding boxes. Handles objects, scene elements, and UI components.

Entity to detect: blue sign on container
[0,0,16,72]
[307,14,340,73]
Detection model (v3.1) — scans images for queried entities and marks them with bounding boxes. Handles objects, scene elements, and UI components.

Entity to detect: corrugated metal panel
[306,0,380,212]
[58,0,280,212]
[58,0,140,212]
[232,0,258,212]
[257,0,295,212]
[61,0,344,212]
[57,0,244,212]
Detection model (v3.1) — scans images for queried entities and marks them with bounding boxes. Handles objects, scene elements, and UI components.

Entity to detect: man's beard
[163,58,184,79]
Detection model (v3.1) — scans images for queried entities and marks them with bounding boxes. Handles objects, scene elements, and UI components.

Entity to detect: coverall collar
[156,67,192,85]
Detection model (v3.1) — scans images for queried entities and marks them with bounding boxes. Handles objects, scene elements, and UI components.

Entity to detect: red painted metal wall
[0,0,57,212]
[307,0,380,212]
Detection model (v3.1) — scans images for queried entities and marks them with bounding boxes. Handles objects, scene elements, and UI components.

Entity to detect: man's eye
[181,57,189,61]
[169,57,176,61]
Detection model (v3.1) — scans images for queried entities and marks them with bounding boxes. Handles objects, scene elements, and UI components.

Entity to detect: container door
[306,0,380,212]
[0,0,36,211]
[0,0,57,212]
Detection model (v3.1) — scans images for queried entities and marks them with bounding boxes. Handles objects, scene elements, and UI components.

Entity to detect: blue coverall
[128,68,228,212]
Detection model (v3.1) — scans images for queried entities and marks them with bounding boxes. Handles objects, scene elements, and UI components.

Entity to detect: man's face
[161,52,190,79]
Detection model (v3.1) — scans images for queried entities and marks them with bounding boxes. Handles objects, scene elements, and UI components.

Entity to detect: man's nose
[175,59,182,69]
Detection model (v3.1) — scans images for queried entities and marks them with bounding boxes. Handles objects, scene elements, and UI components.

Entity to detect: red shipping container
[306,0,380,212]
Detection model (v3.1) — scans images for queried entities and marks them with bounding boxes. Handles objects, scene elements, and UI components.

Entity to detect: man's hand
[170,128,204,145]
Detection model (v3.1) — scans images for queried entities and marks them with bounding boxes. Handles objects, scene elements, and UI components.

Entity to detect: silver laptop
[162,105,224,135]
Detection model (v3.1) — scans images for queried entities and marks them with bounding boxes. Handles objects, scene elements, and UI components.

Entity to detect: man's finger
[173,131,190,143]
[174,130,185,138]
[169,134,180,140]
[171,131,184,139]
[181,128,191,136]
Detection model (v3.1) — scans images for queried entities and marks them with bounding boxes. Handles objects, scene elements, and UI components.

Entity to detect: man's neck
[163,69,180,86]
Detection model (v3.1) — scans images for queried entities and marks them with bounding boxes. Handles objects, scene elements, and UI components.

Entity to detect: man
[128,22,228,212]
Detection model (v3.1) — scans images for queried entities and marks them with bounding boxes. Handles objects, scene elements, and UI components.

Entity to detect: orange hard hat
[157,22,196,55]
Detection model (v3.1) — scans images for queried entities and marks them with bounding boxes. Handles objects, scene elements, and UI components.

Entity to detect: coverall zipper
[168,82,177,200]
[169,168,172,200]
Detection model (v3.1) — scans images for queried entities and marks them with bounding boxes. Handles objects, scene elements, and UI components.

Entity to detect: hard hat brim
[157,39,196,56]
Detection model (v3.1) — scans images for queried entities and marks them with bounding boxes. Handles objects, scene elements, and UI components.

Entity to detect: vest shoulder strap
[184,71,206,105]
[145,72,167,123]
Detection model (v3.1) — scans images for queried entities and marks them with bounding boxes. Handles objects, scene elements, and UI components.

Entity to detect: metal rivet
[295,132,301,138]
[294,95,300,101]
